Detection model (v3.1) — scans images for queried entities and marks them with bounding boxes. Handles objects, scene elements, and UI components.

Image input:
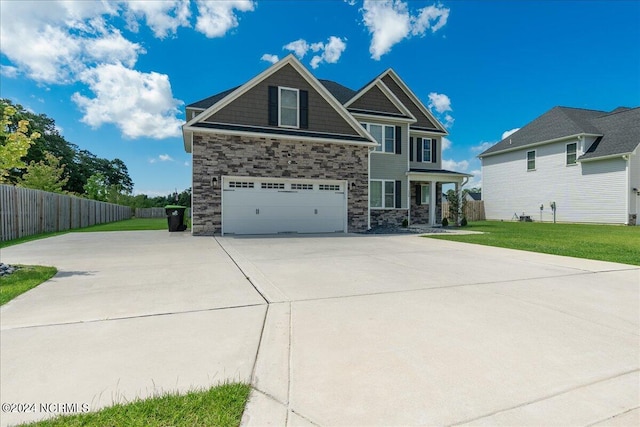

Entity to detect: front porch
[407,169,473,226]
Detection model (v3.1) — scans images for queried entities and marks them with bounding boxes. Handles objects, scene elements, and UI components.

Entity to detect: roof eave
[478,133,602,158]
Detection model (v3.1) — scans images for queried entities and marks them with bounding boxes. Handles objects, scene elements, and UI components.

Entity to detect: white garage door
[222,177,347,235]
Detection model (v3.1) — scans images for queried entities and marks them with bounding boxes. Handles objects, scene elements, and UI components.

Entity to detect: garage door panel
[222,178,346,235]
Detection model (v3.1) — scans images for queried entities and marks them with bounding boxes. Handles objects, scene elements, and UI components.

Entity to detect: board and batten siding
[482,138,629,224]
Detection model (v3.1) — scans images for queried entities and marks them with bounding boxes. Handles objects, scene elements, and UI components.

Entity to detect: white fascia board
[409,128,447,137]
[577,152,632,163]
[183,127,192,153]
[384,69,448,134]
[478,133,602,159]
[350,112,415,124]
[183,125,378,148]
[406,171,473,182]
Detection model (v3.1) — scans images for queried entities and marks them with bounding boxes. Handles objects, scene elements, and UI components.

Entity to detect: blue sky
[1,0,638,195]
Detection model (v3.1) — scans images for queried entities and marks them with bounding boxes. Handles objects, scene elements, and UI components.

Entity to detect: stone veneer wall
[409,182,444,225]
[370,209,409,228]
[191,133,369,235]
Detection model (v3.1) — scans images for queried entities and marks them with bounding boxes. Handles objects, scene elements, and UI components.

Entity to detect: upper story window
[527,150,536,171]
[566,143,577,165]
[279,87,299,128]
[268,86,308,129]
[422,139,432,163]
[361,123,395,153]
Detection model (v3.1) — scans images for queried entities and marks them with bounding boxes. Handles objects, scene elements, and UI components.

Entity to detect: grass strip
[426,221,640,266]
[21,383,251,427]
[75,218,169,232]
[0,265,57,305]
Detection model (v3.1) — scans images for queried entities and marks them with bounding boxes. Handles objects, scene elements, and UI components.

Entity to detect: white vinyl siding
[482,138,629,224]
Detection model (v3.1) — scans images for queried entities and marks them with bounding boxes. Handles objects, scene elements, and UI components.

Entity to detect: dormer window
[268,86,309,129]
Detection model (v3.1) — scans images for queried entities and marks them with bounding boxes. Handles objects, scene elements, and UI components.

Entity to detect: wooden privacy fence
[0,184,132,242]
[442,200,486,222]
[135,207,191,218]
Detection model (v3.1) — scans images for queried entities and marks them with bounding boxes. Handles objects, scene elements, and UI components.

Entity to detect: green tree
[83,173,108,201]
[0,101,40,183]
[445,188,468,226]
[17,152,68,193]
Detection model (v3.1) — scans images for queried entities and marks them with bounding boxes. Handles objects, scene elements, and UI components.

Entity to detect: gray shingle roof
[479,106,640,160]
[318,79,356,104]
[186,86,240,109]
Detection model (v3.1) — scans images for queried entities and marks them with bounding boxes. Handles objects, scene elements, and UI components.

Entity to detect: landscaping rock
[0,263,19,277]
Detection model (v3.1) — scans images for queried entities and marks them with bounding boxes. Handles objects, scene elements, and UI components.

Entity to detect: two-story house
[182,54,471,235]
[479,106,640,225]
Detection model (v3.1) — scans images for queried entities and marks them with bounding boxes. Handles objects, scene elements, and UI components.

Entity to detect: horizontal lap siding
[0,185,132,242]
[482,140,628,224]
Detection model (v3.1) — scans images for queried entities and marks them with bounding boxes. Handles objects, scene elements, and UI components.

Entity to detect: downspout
[624,154,630,225]
[367,146,372,230]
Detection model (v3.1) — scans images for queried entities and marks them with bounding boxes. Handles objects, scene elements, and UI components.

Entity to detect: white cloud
[442,159,469,172]
[283,36,347,69]
[124,0,191,38]
[184,161,190,167]
[442,137,452,151]
[444,113,454,128]
[412,4,450,35]
[501,128,520,140]
[159,154,174,162]
[261,53,279,64]
[83,29,144,68]
[0,65,19,78]
[310,37,347,69]
[284,39,310,58]
[361,0,449,60]
[471,141,494,153]
[428,92,452,113]
[72,63,183,139]
[465,169,482,189]
[194,0,255,38]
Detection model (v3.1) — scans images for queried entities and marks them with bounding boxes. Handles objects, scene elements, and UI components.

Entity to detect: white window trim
[362,122,396,154]
[420,184,430,205]
[566,142,578,166]
[370,179,396,209]
[422,138,433,163]
[526,150,536,171]
[279,86,299,129]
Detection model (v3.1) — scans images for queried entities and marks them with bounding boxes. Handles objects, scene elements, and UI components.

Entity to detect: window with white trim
[527,150,536,171]
[279,87,299,128]
[421,184,430,205]
[361,123,395,152]
[422,138,432,163]
[370,180,395,208]
[566,143,577,165]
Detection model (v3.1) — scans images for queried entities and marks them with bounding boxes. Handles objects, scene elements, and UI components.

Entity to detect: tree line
[0,99,190,208]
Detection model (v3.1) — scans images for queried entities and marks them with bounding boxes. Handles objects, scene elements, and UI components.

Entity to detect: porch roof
[407,168,473,183]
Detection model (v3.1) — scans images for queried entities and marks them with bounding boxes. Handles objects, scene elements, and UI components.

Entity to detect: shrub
[461,217,468,227]
[401,218,408,228]
[442,217,449,227]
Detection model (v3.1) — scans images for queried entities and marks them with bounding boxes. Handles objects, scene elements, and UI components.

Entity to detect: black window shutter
[416,184,421,206]
[432,139,437,163]
[299,90,308,129]
[416,137,423,162]
[395,180,402,208]
[268,86,278,126]
[395,126,402,154]
[409,137,414,161]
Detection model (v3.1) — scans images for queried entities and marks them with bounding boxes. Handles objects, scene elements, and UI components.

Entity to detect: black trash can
[165,205,187,232]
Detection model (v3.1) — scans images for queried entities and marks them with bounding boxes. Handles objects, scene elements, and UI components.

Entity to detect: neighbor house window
[420,184,430,205]
[527,150,536,171]
[566,143,577,165]
[370,180,395,208]
[279,87,299,128]
[362,123,395,153]
[422,139,432,163]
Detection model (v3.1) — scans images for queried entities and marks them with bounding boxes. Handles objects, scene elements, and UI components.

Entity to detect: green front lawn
[75,217,169,232]
[0,265,57,305]
[427,221,640,266]
[22,383,251,427]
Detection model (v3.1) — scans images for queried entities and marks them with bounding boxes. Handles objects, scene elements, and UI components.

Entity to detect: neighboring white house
[479,106,640,225]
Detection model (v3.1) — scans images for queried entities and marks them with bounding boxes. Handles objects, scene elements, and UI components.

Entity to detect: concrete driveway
[1,232,638,426]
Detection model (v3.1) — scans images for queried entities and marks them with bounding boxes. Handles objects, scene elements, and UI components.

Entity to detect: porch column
[455,181,460,225]
[429,180,436,226]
